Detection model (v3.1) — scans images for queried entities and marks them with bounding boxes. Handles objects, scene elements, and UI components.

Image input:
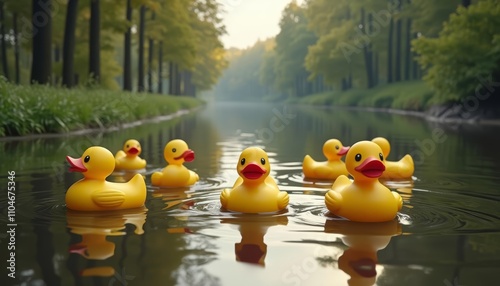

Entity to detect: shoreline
[297,104,500,126]
[0,108,199,142]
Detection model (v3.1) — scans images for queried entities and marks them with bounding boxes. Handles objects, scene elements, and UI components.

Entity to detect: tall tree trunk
[147,38,153,93]
[158,41,163,93]
[394,2,402,82]
[54,45,60,62]
[13,12,20,84]
[147,12,155,93]
[53,44,60,84]
[62,0,79,87]
[361,9,374,88]
[31,0,52,84]
[168,62,174,95]
[184,70,193,96]
[404,18,412,81]
[137,5,146,92]
[387,9,394,84]
[123,0,132,91]
[412,32,419,80]
[174,63,181,95]
[89,0,100,83]
[0,1,8,80]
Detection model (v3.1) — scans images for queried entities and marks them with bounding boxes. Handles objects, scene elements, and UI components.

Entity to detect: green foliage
[273,1,317,96]
[0,78,202,136]
[410,0,461,37]
[413,0,500,102]
[190,0,227,92]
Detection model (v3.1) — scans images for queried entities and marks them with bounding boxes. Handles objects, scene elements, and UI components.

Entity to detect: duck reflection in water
[66,207,147,277]
[152,186,194,211]
[324,219,402,286]
[221,214,288,266]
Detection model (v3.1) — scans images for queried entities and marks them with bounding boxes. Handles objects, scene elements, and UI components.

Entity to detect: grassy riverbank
[0,81,203,137]
[291,81,435,111]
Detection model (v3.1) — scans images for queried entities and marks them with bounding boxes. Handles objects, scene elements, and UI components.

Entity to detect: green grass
[292,81,434,111]
[0,79,203,136]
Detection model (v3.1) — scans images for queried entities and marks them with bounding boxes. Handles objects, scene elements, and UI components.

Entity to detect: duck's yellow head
[345,141,385,181]
[66,146,115,180]
[123,139,142,157]
[237,147,270,183]
[323,139,350,160]
[371,137,390,158]
[164,139,195,165]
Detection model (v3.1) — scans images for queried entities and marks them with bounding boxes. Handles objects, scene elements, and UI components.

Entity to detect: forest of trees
[0,0,227,96]
[213,0,499,104]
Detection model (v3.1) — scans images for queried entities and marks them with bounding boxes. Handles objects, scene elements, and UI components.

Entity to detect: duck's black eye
[379,153,384,161]
[335,145,339,150]
[240,158,245,165]
[84,155,90,163]
[355,154,362,162]
[126,144,129,148]
[261,158,266,165]
[172,148,176,153]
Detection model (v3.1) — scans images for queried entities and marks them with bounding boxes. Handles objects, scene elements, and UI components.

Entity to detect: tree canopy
[0,0,227,96]
[213,0,498,106]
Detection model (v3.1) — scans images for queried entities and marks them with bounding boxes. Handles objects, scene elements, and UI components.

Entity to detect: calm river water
[1,102,499,286]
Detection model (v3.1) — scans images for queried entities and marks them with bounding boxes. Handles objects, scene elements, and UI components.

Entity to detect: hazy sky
[218,0,304,49]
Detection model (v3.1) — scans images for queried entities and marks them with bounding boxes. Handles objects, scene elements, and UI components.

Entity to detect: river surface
[1,102,499,286]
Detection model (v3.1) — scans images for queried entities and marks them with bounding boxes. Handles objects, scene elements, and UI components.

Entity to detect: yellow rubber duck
[220,147,289,213]
[151,139,199,187]
[65,146,147,211]
[371,137,414,179]
[303,139,350,180]
[325,141,403,222]
[114,139,147,170]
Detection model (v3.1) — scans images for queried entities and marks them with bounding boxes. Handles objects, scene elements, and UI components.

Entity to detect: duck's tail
[129,173,147,194]
[399,154,414,177]
[115,150,126,160]
[302,155,315,177]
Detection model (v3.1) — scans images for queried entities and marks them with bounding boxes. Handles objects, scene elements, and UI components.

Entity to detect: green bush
[0,79,202,136]
[413,0,500,102]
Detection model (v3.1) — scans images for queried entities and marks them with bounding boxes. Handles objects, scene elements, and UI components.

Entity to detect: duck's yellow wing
[92,189,125,208]
[325,175,351,213]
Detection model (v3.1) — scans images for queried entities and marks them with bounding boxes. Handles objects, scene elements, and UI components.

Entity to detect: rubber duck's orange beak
[351,258,377,277]
[242,163,266,180]
[174,150,195,162]
[66,156,87,172]
[354,157,385,178]
[127,147,139,155]
[338,146,350,156]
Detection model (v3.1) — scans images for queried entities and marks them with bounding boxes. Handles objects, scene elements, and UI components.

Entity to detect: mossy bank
[290,81,500,124]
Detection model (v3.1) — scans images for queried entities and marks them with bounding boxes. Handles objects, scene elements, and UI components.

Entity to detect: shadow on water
[1,102,500,286]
